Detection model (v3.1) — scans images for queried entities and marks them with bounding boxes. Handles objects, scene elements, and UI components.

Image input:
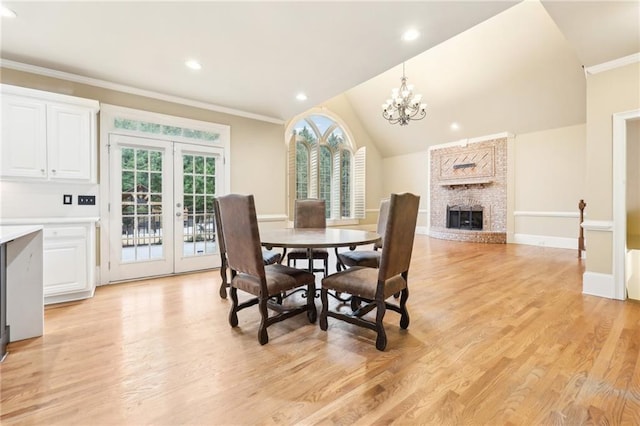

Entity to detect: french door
[108,134,223,282]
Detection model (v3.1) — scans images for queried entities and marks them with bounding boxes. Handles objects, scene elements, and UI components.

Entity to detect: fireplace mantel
[439,179,492,189]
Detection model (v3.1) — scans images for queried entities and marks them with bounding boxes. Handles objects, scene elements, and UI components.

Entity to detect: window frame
[286,109,365,225]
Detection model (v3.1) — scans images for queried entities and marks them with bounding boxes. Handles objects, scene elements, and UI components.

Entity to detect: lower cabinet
[43,223,95,304]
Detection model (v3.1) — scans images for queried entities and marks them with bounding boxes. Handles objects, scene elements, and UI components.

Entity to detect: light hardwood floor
[1,235,639,425]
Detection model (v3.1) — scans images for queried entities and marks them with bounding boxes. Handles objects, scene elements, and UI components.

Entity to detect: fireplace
[447,205,483,230]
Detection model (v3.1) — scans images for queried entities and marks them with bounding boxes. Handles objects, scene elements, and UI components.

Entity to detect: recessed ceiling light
[450,122,460,131]
[185,59,202,70]
[402,29,419,42]
[296,93,308,101]
[1,6,17,18]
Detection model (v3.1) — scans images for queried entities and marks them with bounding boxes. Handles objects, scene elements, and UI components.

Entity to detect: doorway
[613,109,640,300]
[99,105,231,284]
[108,134,224,282]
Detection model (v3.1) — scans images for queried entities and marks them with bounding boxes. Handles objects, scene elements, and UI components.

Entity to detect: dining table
[260,227,380,299]
[261,227,380,269]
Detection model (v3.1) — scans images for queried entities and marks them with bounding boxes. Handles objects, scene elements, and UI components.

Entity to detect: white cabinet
[43,222,96,305]
[1,84,99,182]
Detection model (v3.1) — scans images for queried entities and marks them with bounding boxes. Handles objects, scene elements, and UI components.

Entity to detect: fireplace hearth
[447,205,483,230]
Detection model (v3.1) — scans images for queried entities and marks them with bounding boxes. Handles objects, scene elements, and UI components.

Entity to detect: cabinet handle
[41,169,45,174]
[51,169,56,174]
[176,212,182,217]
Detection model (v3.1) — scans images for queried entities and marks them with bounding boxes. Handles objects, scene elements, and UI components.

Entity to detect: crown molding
[585,52,640,75]
[0,59,285,125]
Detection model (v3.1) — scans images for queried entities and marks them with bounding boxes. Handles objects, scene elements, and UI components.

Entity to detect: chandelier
[381,63,427,126]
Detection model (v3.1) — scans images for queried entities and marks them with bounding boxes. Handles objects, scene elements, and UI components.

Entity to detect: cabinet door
[0,94,47,178]
[43,226,89,298]
[47,103,92,181]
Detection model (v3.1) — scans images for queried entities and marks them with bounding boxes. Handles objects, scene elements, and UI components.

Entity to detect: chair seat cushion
[337,250,381,268]
[233,264,315,297]
[287,248,329,260]
[321,266,406,300]
[262,249,281,265]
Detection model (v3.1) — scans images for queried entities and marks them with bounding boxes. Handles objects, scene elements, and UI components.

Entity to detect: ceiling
[1,1,639,157]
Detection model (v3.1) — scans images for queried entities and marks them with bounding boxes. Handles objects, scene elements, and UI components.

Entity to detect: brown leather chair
[336,198,390,271]
[215,198,282,299]
[287,199,329,276]
[319,193,420,351]
[216,194,316,344]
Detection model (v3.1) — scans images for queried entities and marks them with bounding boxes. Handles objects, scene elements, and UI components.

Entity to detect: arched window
[287,113,365,221]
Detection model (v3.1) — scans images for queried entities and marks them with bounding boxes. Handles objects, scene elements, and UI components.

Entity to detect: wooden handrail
[578,199,586,258]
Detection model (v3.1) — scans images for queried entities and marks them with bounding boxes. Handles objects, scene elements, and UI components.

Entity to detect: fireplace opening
[447,205,483,230]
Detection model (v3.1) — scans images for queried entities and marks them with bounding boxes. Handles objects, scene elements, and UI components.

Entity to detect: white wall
[381,151,430,230]
[512,124,586,248]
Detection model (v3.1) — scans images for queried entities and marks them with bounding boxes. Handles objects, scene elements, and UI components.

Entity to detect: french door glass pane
[121,147,164,262]
[183,154,217,257]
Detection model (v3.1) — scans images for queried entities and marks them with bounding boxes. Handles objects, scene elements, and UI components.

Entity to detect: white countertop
[0,225,44,245]
[0,217,99,226]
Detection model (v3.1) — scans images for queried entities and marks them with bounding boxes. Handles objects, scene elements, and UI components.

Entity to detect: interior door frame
[99,104,230,285]
[613,108,640,300]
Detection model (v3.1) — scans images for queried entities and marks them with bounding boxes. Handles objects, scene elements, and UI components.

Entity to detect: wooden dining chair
[214,198,282,299]
[319,193,420,351]
[287,199,329,276]
[215,194,316,345]
[336,198,389,271]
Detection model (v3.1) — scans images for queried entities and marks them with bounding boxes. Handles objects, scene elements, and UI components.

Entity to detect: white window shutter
[309,146,318,198]
[287,137,297,219]
[332,150,341,219]
[354,146,366,219]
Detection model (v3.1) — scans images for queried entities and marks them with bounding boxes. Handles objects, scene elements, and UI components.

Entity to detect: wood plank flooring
[2,236,639,425]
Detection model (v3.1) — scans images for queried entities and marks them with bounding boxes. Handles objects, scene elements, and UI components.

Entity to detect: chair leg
[258,297,269,345]
[228,286,239,327]
[319,289,329,331]
[323,258,328,277]
[350,296,360,311]
[219,259,228,299]
[375,299,387,351]
[399,288,410,329]
[307,281,317,323]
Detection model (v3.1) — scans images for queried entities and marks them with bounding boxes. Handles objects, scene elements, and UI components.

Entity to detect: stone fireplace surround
[429,137,507,244]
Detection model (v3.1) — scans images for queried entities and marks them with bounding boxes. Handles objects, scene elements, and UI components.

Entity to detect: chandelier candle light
[382,63,427,126]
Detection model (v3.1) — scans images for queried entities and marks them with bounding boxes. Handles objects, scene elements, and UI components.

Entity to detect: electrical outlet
[78,195,96,205]
[63,194,72,205]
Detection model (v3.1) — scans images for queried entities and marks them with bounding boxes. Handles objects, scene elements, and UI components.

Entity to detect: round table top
[260,228,380,249]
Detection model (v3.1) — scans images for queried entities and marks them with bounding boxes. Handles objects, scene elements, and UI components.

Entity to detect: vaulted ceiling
[1,1,638,157]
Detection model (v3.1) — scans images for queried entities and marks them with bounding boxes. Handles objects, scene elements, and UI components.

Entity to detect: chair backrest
[213,197,226,256]
[378,193,420,281]
[215,194,265,280]
[374,198,390,249]
[294,199,326,229]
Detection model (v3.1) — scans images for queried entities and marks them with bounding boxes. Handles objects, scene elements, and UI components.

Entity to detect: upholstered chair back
[216,194,265,280]
[378,193,420,281]
[294,199,326,229]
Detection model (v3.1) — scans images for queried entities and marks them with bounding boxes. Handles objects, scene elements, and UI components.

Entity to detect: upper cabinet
[1,84,99,182]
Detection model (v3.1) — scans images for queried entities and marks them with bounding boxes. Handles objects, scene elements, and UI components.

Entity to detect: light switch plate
[63,194,72,205]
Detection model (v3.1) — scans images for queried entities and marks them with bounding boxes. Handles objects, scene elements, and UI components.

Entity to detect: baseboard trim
[512,233,577,250]
[416,226,429,235]
[582,271,616,299]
